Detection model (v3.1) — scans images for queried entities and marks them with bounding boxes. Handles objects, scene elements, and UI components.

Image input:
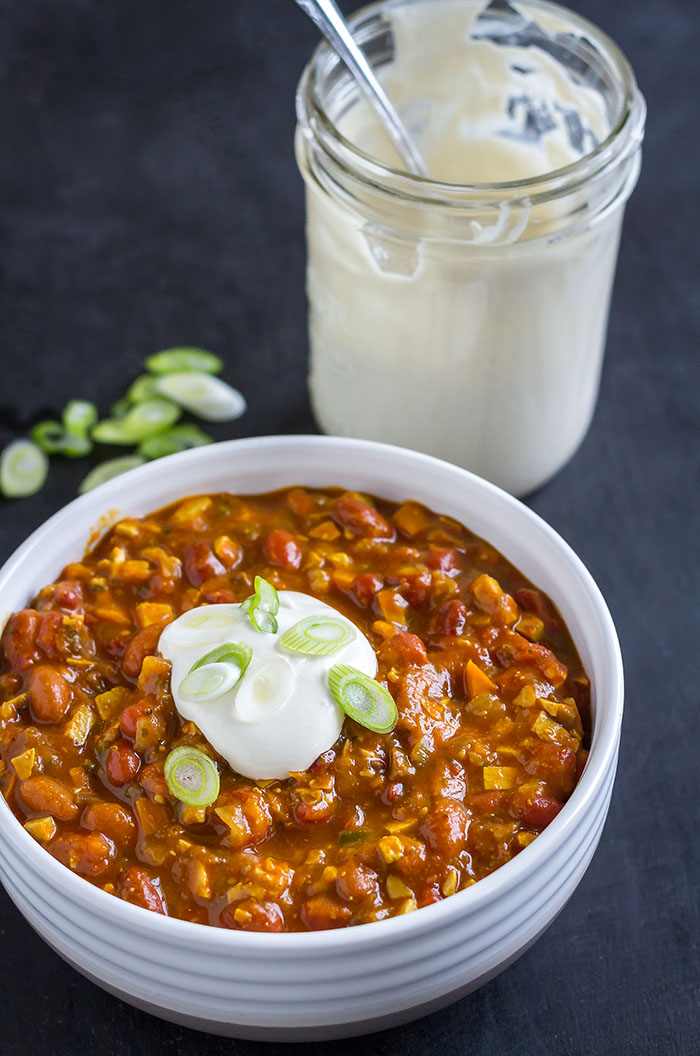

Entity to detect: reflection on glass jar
[295,0,646,495]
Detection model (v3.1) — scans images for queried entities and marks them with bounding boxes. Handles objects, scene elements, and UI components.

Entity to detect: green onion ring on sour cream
[157,591,377,780]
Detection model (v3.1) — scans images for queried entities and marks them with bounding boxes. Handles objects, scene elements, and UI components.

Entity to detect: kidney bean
[430,759,467,801]
[301,895,353,931]
[105,740,141,787]
[82,801,136,848]
[28,665,72,723]
[350,572,384,607]
[119,695,156,740]
[35,611,63,659]
[494,630,568,686]
[121,623,164,680]
[263,529,302,570]
[19,776,78,821]
[378,632,428,669]
[467,791,506,816]
[332,492,393,539]
[435,600,468,636]
[291,783,337,825]
[515,789,563,830]
[285,488,317,518]
[215,789,273,847]
[526,743,577,798]
[1,610,42,670]
[418,882,444,907]
[118,866,167,914]
[425,548,458,572]
[420,797,468,855]
[399,570,432,608]
[183,541,226,587]
[138,762,170,801]
[37,581,83,612]
[49,831,115,877]
[336,863,379,904]
[219,899,285,932]
[514,588,562,631]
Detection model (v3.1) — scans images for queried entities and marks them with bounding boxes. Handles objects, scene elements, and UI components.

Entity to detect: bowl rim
[0,434,623,951]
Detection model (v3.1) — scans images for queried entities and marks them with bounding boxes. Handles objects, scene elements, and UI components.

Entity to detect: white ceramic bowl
[0,436,623,1041]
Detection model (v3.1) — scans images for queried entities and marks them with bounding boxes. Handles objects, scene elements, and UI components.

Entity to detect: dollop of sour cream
[158,593,377,781]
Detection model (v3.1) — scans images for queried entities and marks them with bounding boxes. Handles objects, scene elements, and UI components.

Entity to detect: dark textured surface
[0,1,698,1053]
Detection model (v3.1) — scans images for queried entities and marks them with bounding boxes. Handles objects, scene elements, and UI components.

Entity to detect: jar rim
[296,0,646,206]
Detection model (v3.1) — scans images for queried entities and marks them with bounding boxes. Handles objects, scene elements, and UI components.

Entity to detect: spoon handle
[293,0,430,177]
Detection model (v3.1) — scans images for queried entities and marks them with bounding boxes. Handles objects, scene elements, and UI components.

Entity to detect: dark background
[0,1,698,1053]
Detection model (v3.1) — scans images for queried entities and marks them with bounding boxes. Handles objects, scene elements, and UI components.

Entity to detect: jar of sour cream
[295,0,646,495]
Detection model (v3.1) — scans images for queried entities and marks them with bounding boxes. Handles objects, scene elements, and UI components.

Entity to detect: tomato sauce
[0,488,589,931]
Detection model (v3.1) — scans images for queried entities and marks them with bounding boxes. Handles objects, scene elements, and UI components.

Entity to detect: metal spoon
[293,0,430,177]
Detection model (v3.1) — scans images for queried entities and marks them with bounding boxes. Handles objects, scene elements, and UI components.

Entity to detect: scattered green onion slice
[179,661,241,702]
[244,576,280,635]
[145,347,223,376]
[111,397,131,419]
[250,608,278,634]
[279,616,355,657]
[0,440,49,498]
[125,374,160,405]
[153,372,246,422]
[164,746,220,807]
[92,399,181,445]
[78,455,145,494]
[31,401,97,458]
[31,420,67,454]
[63,399,98,436]
[328,664,398,733]
[190,641,253,677]
[254,577,279,615]
[137,424,213,460]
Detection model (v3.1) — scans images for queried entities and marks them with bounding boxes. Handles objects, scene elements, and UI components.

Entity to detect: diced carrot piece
[393,502,431,538]
[465,660,497,699]
[135,602,174,629]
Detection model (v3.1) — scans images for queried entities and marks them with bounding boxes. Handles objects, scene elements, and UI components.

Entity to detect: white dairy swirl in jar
[295,0,646,495]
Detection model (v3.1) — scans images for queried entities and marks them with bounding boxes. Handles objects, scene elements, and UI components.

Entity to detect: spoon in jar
[292,0,430,177]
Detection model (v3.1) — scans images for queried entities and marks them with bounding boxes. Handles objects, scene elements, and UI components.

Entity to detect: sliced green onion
[279,616,356,657]
[31,402,96,458]
[63,399,98,436]
[78,455,145,494]
[179,661,241,702]
[125,374,160,405]
[145,347,223,376]
[254,577,279,615]
[328,665,398,733]
[164,746,220,807]
[111,397,131,419]
[153,372,246,422]
[250,608,278,634]
[190,641,253,676]
[338,829,373,846]
[92,399,181,445]
[137,423,213,460]
[31,420,67,454]
[245,576,280,635]
[0,440,49,498]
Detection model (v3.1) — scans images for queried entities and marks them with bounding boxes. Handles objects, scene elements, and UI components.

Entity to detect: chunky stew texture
[0,488,590,931]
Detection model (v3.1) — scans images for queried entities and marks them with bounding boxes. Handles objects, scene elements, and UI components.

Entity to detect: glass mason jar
[295,0,646,495]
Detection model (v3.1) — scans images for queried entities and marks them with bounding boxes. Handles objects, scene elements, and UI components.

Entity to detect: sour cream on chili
[158,593,376,780]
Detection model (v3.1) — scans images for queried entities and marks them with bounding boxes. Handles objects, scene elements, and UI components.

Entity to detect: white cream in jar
[295,0,645,494]
[158,593,376,781]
